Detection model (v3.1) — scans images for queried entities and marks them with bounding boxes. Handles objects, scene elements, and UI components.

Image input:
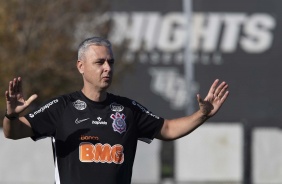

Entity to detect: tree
[0,0,131,126]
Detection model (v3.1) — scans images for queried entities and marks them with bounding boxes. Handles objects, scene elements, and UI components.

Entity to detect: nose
[103,61,112,72]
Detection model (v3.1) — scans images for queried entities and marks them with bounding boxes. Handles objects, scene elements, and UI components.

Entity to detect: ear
[77,60,84,74]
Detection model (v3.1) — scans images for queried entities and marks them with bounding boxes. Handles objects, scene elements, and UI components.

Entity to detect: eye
[96,59,106,65]
[108,59,115,65]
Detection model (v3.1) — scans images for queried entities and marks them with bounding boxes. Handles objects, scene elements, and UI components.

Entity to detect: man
[3,37,229,184]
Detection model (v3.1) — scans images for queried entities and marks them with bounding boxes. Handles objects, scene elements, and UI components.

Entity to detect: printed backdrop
[81,0,282,126]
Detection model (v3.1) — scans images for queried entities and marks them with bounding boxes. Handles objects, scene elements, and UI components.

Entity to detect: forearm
[3,116,34,139]
[157,110,209,141]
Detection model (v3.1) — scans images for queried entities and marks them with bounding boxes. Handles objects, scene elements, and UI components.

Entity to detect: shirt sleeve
[131,100,164,143]
[25,97,65,141]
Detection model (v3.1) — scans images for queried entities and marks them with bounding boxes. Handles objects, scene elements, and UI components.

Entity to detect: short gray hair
[78,37,112,60]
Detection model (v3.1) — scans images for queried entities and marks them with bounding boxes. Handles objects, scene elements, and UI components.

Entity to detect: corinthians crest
[110,112,126,134]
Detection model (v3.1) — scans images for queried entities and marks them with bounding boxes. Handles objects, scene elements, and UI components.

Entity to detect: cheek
[84,67,102,76]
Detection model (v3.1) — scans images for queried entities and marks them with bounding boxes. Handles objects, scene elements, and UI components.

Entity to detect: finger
[197,94,203,104]
[13,77,17,88]
[10,77,21,95]
[208,79,219,95]
[220,91,229,103]
[25,94,38,106]
[217,83,228,98]
[15,77,22,93]
[214,81,227,97]
[5,91,10,102]
[17,77,22,93]
[8,80,14,96]
[12,78,18,95]
[14,77,19,93]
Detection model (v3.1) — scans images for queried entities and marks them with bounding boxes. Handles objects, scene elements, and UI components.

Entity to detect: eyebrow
[96,58,115,63]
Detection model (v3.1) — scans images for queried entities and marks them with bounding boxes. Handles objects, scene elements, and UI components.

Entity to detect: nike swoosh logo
[75,118,90,124]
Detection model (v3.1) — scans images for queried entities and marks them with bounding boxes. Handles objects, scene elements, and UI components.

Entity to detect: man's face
[77,45,114,91]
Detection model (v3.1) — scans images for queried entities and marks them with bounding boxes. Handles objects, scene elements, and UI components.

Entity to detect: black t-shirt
[25,91,164,184]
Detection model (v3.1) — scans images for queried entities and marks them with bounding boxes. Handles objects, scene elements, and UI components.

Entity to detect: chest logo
[110,102,124,112]
[110,112,126,134]
[92,117,107,125]
[73,100,87,110]
[75,118,89,124]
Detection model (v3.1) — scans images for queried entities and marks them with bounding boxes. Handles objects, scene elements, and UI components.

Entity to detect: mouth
[102,76,111,81]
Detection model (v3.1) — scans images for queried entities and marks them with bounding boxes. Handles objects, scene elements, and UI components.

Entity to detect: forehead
[85,45,113,59]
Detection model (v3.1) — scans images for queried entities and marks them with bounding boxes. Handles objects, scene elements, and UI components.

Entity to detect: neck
[81,87,107,102]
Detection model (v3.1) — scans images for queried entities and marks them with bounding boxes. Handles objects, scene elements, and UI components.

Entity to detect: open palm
[5,77,37,116]
[197,79,229,117]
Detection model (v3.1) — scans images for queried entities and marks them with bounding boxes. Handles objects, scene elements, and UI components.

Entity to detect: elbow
[3,132,12,139]
[160,137,177,142]
[3,132,15,140]
[157,135,178,142]
[4,135,21,140]
[157,124,179,141]
[3,126,10,139]
[3,129,20,140]
[157,120,189,141]
[2,117,32,140]
[159,133,181,141]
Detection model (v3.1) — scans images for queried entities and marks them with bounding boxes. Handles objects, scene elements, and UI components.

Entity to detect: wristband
[5,111,19,121]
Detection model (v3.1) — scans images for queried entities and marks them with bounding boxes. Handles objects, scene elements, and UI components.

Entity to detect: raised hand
[5,77,37,116]
[197,79,229,117]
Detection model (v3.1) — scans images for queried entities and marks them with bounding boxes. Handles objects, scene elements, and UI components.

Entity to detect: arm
[3,77,37,139]
[156,79,229,141]
[3,117,34,139]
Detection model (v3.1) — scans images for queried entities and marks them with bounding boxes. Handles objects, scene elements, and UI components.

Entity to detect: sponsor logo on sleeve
[132,101,160,119]
[29,99,59,118]
[73,100,87,110]
[110,112,126,134]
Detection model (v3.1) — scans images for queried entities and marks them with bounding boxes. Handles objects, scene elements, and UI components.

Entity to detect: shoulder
[107,93,139,108]
[108,93,162,120]
[108,93,132,103]
[107,93,149,112]
[59,91,82,102]
[43,91,81,107]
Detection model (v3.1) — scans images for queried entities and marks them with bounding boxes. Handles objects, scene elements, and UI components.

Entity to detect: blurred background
[1,0,282,183]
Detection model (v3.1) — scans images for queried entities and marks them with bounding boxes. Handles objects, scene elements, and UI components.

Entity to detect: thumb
[197,94,203,104]
[25,94,38,106]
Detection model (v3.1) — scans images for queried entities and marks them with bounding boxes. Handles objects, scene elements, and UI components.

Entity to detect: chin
[101,83,111,90]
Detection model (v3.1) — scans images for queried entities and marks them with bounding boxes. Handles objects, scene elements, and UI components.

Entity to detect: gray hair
[78,37,112,60]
